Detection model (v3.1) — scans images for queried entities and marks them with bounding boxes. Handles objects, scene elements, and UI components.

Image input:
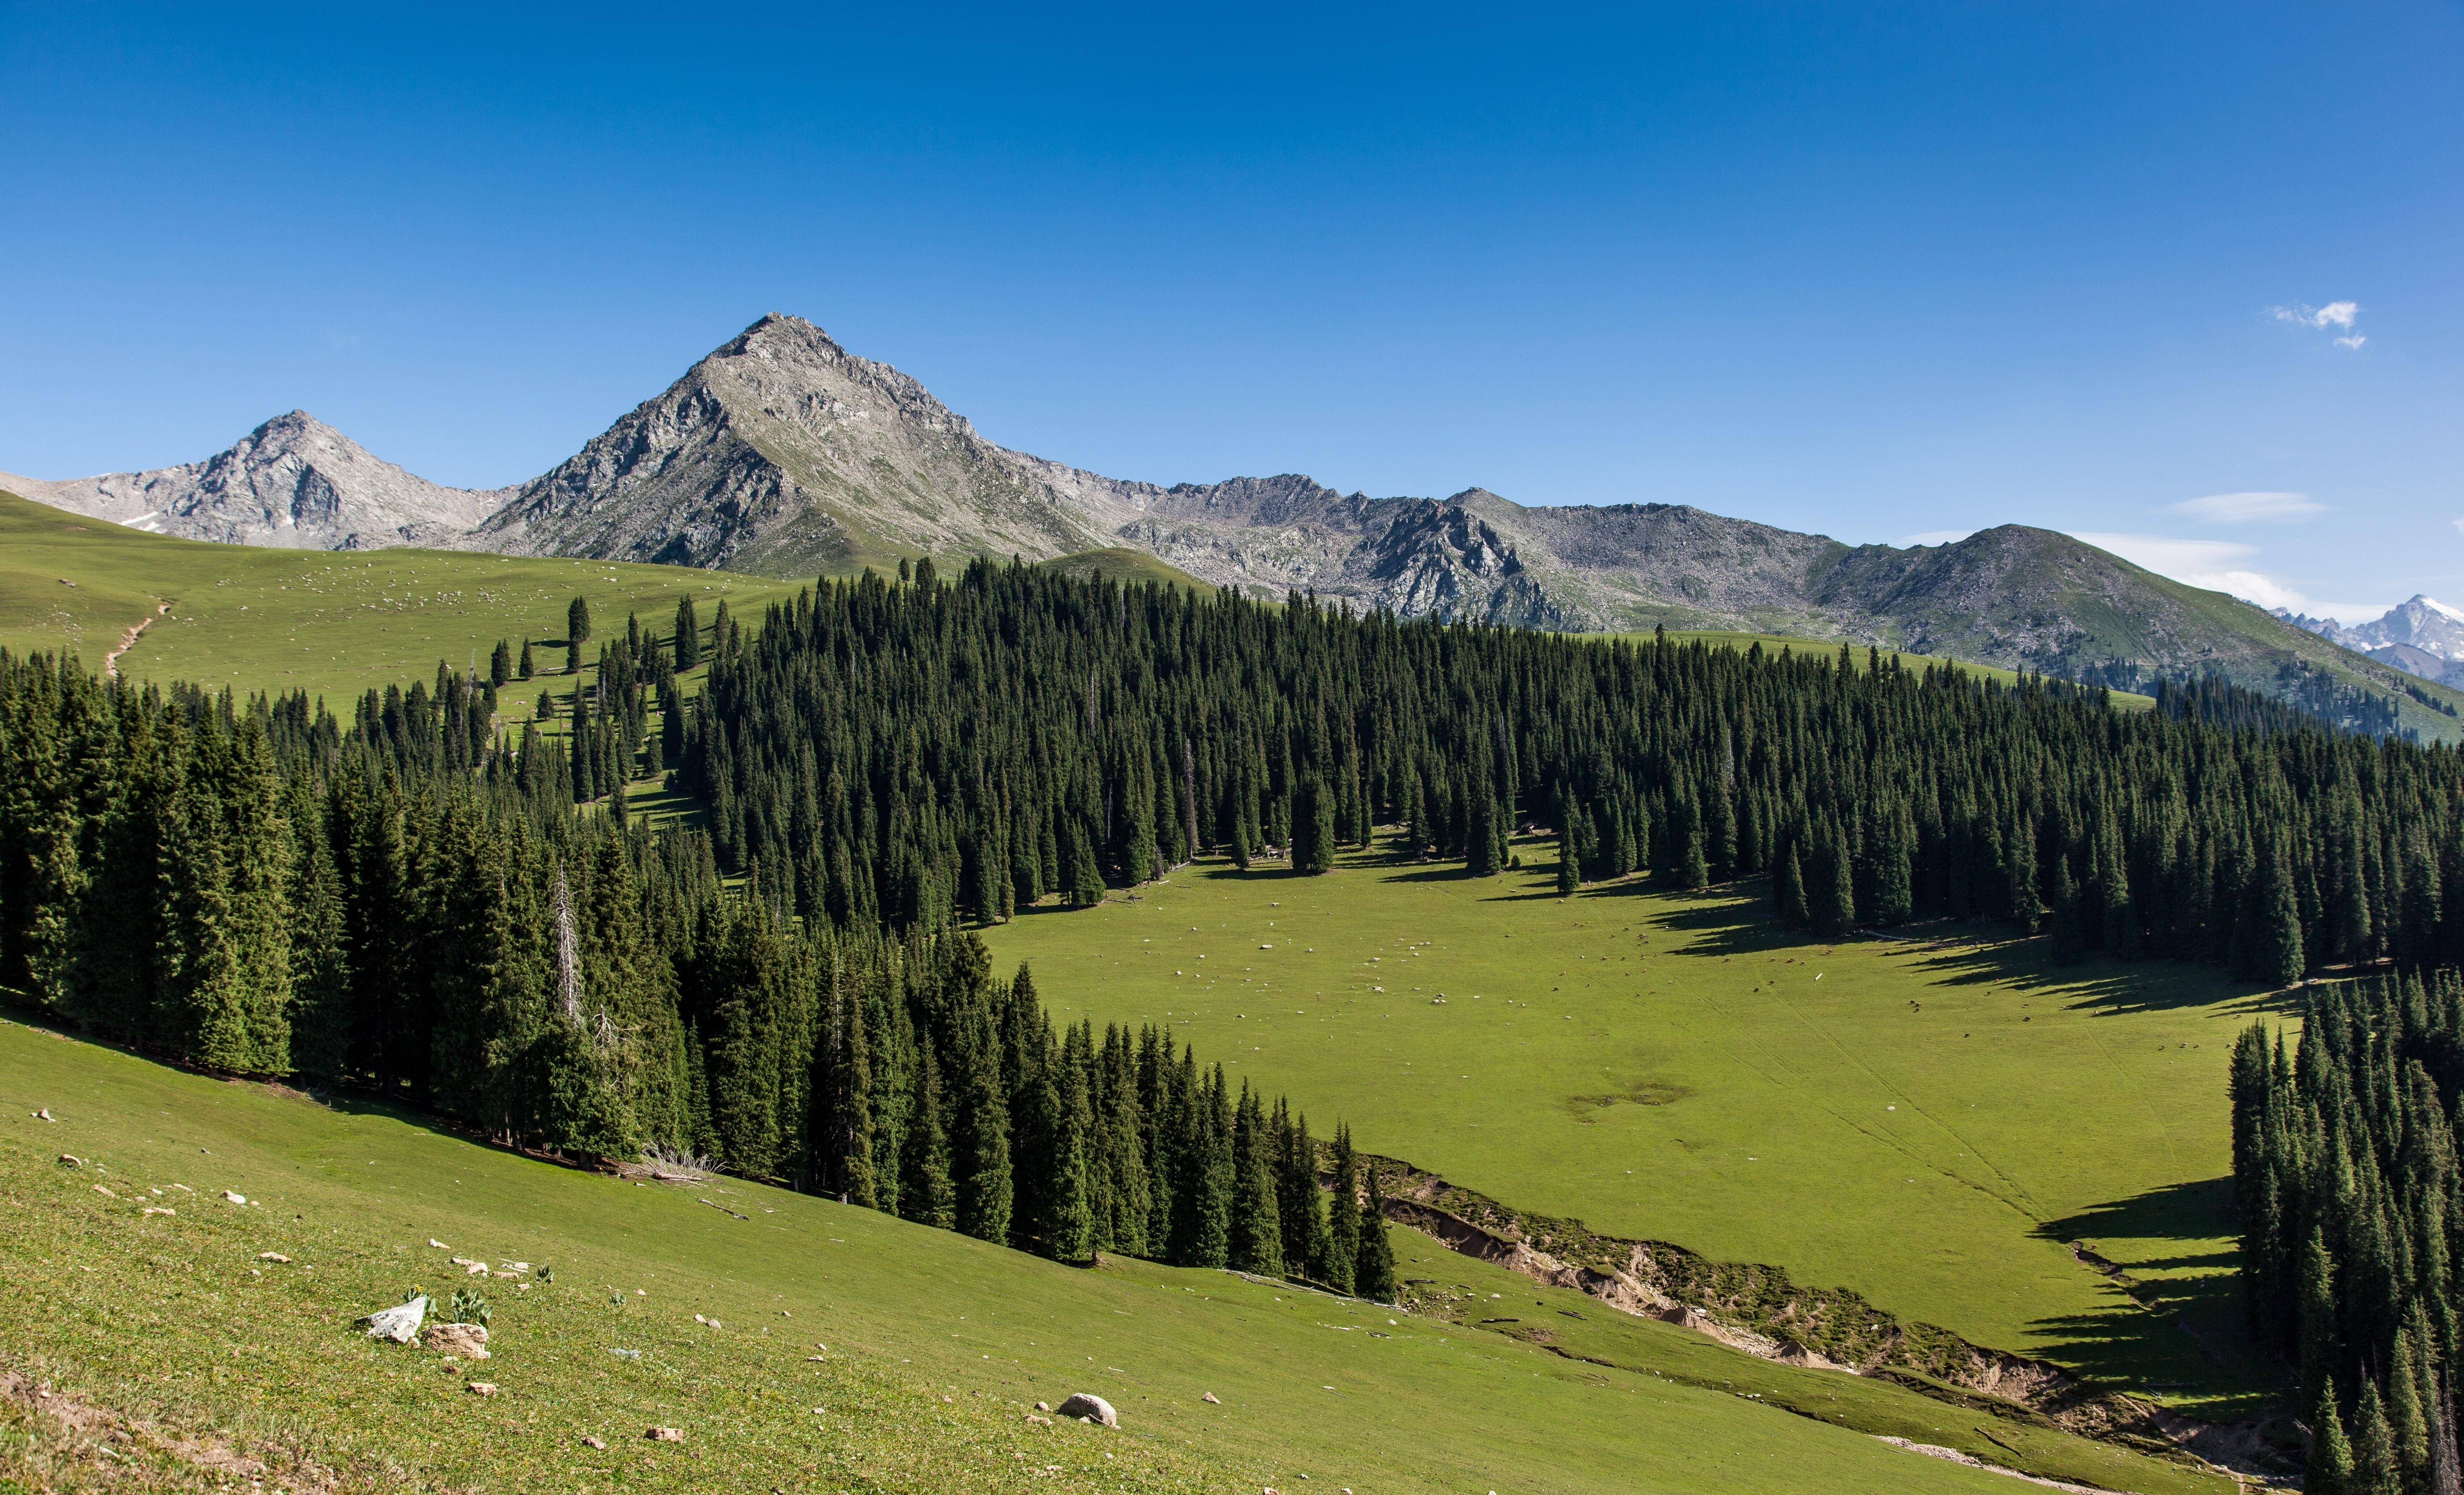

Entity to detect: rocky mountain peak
[0,407,509,550]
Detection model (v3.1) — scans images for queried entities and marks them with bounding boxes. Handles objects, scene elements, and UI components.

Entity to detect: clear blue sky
[3,2,2457,618]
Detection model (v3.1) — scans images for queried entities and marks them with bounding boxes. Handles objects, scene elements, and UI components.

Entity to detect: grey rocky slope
[0,411,511,550]
[9,313,2454,734]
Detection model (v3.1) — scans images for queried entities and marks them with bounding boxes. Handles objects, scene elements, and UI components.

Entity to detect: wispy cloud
[2164,491,2325,524]
[2272,300,2367,349]
[2068,531,2390,622]
[2275,301,2358,330]
[1894,529,1973,548]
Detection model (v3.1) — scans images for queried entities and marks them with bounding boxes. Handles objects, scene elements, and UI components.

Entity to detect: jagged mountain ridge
[2278,597,2464,687]
[0,410,512,550]
[8,313,2457,734]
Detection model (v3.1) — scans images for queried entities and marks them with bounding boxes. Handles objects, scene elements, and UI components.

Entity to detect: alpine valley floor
[980,841,2297,1427]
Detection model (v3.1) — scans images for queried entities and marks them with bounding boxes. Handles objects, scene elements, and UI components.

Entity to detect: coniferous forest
[9,560,2464,1381]
[2235,977,2464,1495]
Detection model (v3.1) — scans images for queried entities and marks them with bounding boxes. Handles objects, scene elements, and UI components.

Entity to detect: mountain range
[2278,597,2464,688]
[6,312,2456,735]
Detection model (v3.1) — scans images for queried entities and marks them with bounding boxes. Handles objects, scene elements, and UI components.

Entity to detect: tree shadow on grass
[2039,1178,2241,1276]
[1902,939,2306,1020]
[2024,1178,2294,1408]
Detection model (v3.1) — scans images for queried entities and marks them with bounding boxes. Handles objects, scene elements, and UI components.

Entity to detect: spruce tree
[2049,854,2086,965]
[2006,810,2040,932]
[1297,774,1336,875]
[1184,1066,1234,1268]
[518,638,535,681]
[1812,831,1857,936]
[2355,1378,2400,1495]
[1046,1056,1095,1263]
[1276,1104,1330,1283]
[1776,843,1806,925]
[2299,1224,2339,1392]
[1354,1158,1397,1302]
[2391,1315,2432,1489]
[955,1013,1012,1243]
[2313,1374,2357,1495]
[2253,835,2307,986]
[1324,1124,1360,1295]
[1228,1083,1285,1276]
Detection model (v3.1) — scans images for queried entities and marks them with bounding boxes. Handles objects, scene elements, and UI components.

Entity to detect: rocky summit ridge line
[6,313,2456,732]
[0,410,512,551]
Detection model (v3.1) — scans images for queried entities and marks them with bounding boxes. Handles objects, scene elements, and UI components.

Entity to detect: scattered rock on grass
[1201,1391,1221,1404]
[580,1435,607,1450]
[1024,1413,1052,1425]
[646,1426,684,1441]
[33,1108,53,1121]
[56,1154,78,1168]
[358,1296,428,1343]
[424,1323,491,1359]
[1056,1393,1117,1428]
[222,1190,247,1205]
[465,1381,498,1397]
[258,1251,290,1263]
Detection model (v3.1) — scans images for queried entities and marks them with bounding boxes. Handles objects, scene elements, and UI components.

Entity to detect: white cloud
[2164,491,2324,524]
[2274,300,2359,330]
[2068,529,2391,622]
[2070,532,2254,575]
[1894,529,1973,548]
[2272,300,2366,348]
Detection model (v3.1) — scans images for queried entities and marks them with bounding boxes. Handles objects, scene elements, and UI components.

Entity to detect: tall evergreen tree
[1354,1158,1397,1302]
[1046,1053,1095,1263]
[1324,1124,1360,1295]
[1228,1082,1285,1276]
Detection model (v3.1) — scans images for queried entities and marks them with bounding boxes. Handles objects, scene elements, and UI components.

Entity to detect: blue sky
[2,2,2456,619]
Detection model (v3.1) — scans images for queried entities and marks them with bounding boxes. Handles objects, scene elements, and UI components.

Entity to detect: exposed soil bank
[1347,1151,2289,1482]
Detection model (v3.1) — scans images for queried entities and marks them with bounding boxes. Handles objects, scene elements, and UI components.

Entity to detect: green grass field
[1035,549,1219,595]
[0,492,808,708]
[0,1018,2234,1494]
[981,841,2292,1425]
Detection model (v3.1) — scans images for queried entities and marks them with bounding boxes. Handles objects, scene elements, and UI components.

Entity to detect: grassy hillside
[1035,547,1218,595]
[981,841,2292,1426]
[1855,531,2464,743]
[0,491,806,706]
[0,1018,2232,1494]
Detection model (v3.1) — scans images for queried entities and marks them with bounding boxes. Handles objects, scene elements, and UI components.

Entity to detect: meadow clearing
[982,841,2291,1423]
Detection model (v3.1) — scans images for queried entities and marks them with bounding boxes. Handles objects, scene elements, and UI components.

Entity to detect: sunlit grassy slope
[983,841,2293,1423]
[0,1018,2218,1495]
[1036,548,1219,595]
[0,491,807,707]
